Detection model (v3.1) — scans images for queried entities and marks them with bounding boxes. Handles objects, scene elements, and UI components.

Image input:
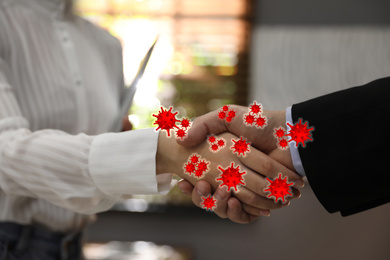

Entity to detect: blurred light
[133,241,153,253]
[128,114,140,128]
[175,106,187,117]
[216,66,237,76]
[134,91,161,110]
[207,99,224,111]
[148,0,163,10]
[123,199,148,212]
[223,81,237,94]
[168,61,183,75]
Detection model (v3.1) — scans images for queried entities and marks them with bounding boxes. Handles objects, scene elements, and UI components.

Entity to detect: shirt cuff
[286,106,306,177]
[89,128,173,196]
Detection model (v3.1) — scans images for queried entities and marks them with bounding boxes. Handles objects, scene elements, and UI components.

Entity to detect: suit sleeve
[291,77,390,216]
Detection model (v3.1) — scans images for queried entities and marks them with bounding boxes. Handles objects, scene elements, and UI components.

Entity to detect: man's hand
[176,105,302,223]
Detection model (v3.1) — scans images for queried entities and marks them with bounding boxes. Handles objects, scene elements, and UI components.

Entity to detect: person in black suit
[176,77,390,223]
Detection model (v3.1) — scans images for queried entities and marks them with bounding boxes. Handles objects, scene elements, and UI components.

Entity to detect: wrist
[156,131,187,179]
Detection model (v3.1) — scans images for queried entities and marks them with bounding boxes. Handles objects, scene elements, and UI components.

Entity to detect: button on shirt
[0,0,171,232]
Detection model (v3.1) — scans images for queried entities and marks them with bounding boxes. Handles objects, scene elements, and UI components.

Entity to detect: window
[75,0,252,208]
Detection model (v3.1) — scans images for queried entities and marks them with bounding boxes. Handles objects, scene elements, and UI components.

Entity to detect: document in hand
[111,37,158,132]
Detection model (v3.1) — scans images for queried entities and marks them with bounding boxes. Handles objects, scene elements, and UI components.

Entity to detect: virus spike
[218,111,227,120]
[244,114,256,125]
[180,118,190,129]
[231,137,251,156]
[249,101,262,115]
[201,195,217,211]
[255,116,267,128]
[175,128,187,140]
[208,135,217,144]
[274,127,286,139]
[216,163,246,191]
[264,173,294,202]
[287,119,314,148]
[277,138,289,150]
[217,138,226,148]
[153,107,180,137]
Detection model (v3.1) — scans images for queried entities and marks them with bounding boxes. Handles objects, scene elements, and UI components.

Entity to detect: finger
[191,181,231,219]
[177,179,195,196]
[213,186,232,219]
[232,186,284,210]
[240,146,304,187]
[226,198,259,224]
[241,203,271,217]
[292,187,301,199]
[176,110,228,147]
[238,162,297,202]
[191,181,213,208]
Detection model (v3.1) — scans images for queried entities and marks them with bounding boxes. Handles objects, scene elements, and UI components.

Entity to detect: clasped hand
[156,105,304,224]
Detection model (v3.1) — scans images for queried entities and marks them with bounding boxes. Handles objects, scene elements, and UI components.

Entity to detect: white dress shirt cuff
[89,128,173,196]
[286,106,306,177]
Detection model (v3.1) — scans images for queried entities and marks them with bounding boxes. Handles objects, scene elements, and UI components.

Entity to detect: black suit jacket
[292,77,390,216]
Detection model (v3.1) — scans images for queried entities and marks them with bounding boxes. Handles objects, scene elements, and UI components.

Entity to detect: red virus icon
[201,195,217,211]
[208,135,217,144]
[218,111,226,120]
[175,118,191,140]
[231,137,251,156]
[264,173,293,202]
[244,101,267,128]
[255,116,267,128]
[175,128,187,139]
[249,101,261,114]
[273,127,289,150]
[287,119,314,148]
[184,162,196,175]
[218,105,236,123]
[278,139,289,150]
[217,139,226,148]
[274,127,286,139]
[211,144,219,152]
[180,118,190,128]
[208,135,226,153]
[228,110,236,118]
[190,154,199,164]
[244,114,256,125]
[153,107,180,136]
[216,163,246,191]
[183,154,210,178]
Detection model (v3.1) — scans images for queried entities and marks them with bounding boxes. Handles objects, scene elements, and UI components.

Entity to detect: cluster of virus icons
[153,103,314,211]
[274,119,314,149]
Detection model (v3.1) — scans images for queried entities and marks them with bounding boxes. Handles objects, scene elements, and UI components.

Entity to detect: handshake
[156,104,307,224]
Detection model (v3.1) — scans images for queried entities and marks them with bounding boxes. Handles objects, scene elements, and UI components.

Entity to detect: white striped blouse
[0,0,171,232]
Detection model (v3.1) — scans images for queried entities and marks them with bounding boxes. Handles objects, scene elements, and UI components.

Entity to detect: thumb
[177,109,228,147]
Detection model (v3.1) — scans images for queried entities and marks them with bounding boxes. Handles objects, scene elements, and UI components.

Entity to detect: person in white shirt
[0,0,302,258]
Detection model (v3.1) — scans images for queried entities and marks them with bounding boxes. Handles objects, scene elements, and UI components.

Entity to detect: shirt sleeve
[0,58,170,215]
[285,106,306,177]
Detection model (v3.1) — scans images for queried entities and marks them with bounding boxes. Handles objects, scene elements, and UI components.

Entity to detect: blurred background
[75,0,390,259]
